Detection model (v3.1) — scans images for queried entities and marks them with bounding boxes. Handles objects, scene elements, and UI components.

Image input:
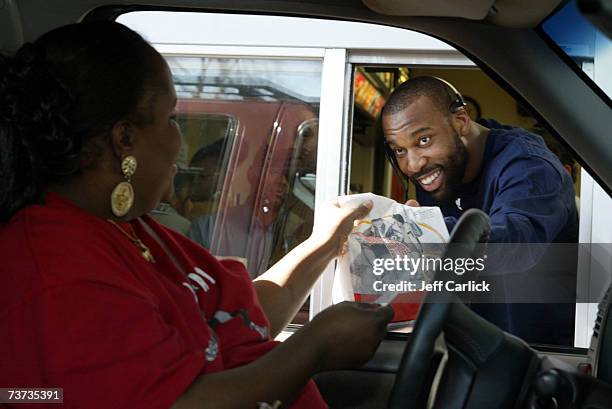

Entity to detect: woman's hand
[305,301,394,371]
[174,301,393,409]
[254,199,373,337]
[307,199,373,259]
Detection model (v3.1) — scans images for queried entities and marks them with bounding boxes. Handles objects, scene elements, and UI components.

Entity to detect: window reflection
[155,56,322,284]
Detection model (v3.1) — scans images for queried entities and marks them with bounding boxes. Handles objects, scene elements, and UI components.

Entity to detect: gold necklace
[107,219,155,263]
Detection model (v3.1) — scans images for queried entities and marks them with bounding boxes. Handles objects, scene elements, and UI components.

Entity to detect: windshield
[541,0,612,99]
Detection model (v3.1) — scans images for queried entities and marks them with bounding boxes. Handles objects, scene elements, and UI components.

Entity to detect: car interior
[2,0,611,408]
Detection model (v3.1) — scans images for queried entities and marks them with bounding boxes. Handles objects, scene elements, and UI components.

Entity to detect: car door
[4,1,609,407]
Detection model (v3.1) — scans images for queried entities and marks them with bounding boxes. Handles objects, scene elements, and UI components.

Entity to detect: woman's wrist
[287,320,327,373]
[303,234,340,264]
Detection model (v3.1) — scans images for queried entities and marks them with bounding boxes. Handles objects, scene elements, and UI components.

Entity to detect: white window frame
[153,44,325,59]
[309,48,349,318]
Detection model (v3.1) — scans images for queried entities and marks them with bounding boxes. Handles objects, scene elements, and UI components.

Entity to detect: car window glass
[542,0,612,98]
[164,55,321,268]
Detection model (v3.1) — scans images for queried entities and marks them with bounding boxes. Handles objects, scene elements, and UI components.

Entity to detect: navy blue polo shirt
[416,120,579,345]
[417,119,578,246]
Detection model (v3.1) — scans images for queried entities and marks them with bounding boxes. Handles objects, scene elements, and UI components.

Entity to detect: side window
[153,55,321,295]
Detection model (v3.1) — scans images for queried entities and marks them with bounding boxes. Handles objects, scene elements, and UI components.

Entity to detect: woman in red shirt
[0,21,392,409]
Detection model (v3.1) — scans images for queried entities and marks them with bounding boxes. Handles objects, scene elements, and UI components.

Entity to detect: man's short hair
[382,76,460,117]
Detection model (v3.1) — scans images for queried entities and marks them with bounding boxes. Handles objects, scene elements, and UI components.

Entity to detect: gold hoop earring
[110,155,137,217]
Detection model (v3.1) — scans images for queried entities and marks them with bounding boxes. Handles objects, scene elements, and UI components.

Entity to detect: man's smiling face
[382,95,468,203]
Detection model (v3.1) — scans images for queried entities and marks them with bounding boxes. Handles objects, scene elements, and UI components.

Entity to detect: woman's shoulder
[0,204,139,316]
[0,198,145,289]
[3,196,112,249]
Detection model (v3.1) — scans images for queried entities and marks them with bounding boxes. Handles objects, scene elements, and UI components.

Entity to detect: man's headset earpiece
[382,77,466,200]
[432,76,467,114]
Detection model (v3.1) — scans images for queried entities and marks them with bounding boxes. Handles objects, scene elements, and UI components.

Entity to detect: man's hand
[306,302,394,371]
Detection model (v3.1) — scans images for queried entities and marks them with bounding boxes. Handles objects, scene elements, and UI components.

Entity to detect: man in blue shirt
[381,76,579,345]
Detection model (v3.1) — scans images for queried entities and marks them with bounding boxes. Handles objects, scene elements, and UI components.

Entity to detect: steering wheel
[387,210,612,409]
[387,208,493,409]
[383,208,612,409]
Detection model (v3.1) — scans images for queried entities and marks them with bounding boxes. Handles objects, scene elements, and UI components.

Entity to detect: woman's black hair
[0,21,162,222]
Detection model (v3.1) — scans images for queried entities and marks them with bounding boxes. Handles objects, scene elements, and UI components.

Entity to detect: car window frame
[100,6,611,349]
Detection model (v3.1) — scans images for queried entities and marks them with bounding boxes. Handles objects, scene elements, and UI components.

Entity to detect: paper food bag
[333,193,449,322]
